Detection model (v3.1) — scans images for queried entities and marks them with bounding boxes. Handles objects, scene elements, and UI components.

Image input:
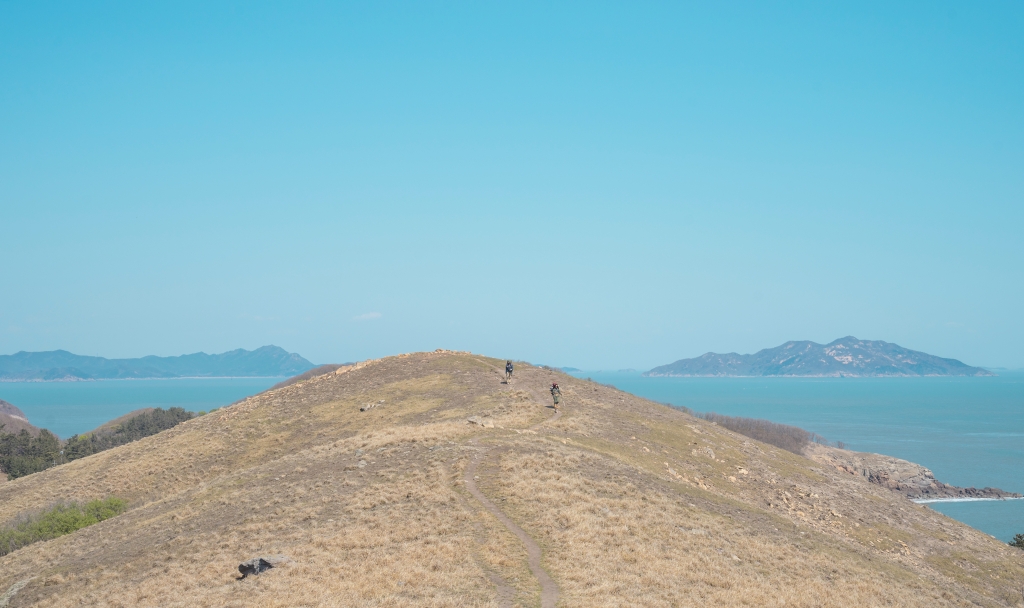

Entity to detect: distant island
[0,346,315,381]
[645,336,993,377]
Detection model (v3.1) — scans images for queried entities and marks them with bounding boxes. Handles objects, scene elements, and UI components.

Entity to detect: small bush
[1010,533,1024,550]
[0,497,128,556]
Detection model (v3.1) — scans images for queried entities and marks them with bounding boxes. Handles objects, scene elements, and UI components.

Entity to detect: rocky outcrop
[805,444,1021,501]
[238,555,291,577]
[467,416,495,428]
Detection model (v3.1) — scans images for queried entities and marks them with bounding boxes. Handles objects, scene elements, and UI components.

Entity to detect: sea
[0,377,283,439]
[0,373,1021,543]
[569,370,1023,543]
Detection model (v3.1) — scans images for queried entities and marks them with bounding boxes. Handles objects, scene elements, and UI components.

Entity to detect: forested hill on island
[646,337,993,377]
[0,346,315,381]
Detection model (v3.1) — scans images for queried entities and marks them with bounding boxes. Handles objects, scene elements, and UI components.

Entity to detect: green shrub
[0,497,128,556]
[1010,533,1024,550]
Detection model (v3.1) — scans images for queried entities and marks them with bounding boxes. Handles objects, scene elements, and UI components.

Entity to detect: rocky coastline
[805,443,1022,501]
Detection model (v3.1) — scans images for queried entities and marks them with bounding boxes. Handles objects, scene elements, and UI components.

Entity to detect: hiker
[550,382,561,409]
[505,360,514,383]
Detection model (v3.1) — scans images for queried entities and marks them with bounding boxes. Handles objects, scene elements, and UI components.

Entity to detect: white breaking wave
[913,497,1024,504]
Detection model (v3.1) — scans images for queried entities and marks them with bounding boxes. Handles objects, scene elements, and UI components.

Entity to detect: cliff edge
[806,443,1022,501]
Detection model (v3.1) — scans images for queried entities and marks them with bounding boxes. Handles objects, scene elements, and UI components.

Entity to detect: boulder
[467,416,494,428]
[238,555,291,578]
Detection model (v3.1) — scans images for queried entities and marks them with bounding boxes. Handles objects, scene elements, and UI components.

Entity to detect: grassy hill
[0,351,1021,607]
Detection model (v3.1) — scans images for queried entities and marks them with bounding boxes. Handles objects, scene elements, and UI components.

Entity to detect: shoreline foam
[913,497,1024,504]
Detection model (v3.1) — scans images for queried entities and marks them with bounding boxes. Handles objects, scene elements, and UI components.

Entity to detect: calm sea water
[570,370,1024,543]
[0,377,284,439]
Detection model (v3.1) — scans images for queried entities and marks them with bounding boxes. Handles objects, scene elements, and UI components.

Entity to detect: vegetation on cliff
[63,407,194,460]
[0,429,61,480]
[0,407,194,479]
[693,411,843,454]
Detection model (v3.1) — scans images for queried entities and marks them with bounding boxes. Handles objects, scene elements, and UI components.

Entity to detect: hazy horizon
[2,2,1022,370]
[1,337,1014,374]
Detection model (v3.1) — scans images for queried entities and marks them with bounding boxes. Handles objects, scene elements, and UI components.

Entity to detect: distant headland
[0,346,315,382]
[646,336,993,378]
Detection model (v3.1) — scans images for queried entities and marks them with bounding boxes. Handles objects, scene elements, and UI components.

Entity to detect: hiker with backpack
[505,360,514,383]
[550,382,561,409]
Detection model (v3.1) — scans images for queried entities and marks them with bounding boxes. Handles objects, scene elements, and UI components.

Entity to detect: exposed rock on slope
[646,336,993,377]
[0,401,39,436]
[0,352,1021,607]
[806,444,1022,501]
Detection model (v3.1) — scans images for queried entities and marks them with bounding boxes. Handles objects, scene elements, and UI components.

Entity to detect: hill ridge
[0,350,1020,606]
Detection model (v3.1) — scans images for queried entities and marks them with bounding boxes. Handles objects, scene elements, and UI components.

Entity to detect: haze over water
[569,370,1024,543]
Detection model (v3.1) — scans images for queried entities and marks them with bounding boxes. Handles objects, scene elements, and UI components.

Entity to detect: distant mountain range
[0,346,316,381]
[645,337,993,377]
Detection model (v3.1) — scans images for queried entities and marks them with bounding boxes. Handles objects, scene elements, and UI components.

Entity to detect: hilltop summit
[646,337,993,377]
[0,351,1019,606]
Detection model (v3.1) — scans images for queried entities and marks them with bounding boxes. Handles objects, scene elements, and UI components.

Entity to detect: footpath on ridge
[463,367,561,608]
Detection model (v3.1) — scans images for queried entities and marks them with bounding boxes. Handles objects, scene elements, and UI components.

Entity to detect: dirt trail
[465,444,559,608]
[464,376,561,607]
[0,578,32,607]
[522,385,562,429]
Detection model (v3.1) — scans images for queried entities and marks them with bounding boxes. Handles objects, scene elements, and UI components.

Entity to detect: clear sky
[2,2,1022,370]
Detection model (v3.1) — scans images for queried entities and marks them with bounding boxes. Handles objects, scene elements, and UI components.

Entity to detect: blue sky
[1,2,1022,370]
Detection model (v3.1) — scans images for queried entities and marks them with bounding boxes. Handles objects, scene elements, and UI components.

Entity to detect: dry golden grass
[0,351,1022,607]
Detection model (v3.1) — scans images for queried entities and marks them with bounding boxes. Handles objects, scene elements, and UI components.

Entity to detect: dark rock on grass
[238,555,291,578]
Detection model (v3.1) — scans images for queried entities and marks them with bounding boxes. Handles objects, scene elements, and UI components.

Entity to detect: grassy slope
[0,400,40,437]
[0,351,1021,607]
